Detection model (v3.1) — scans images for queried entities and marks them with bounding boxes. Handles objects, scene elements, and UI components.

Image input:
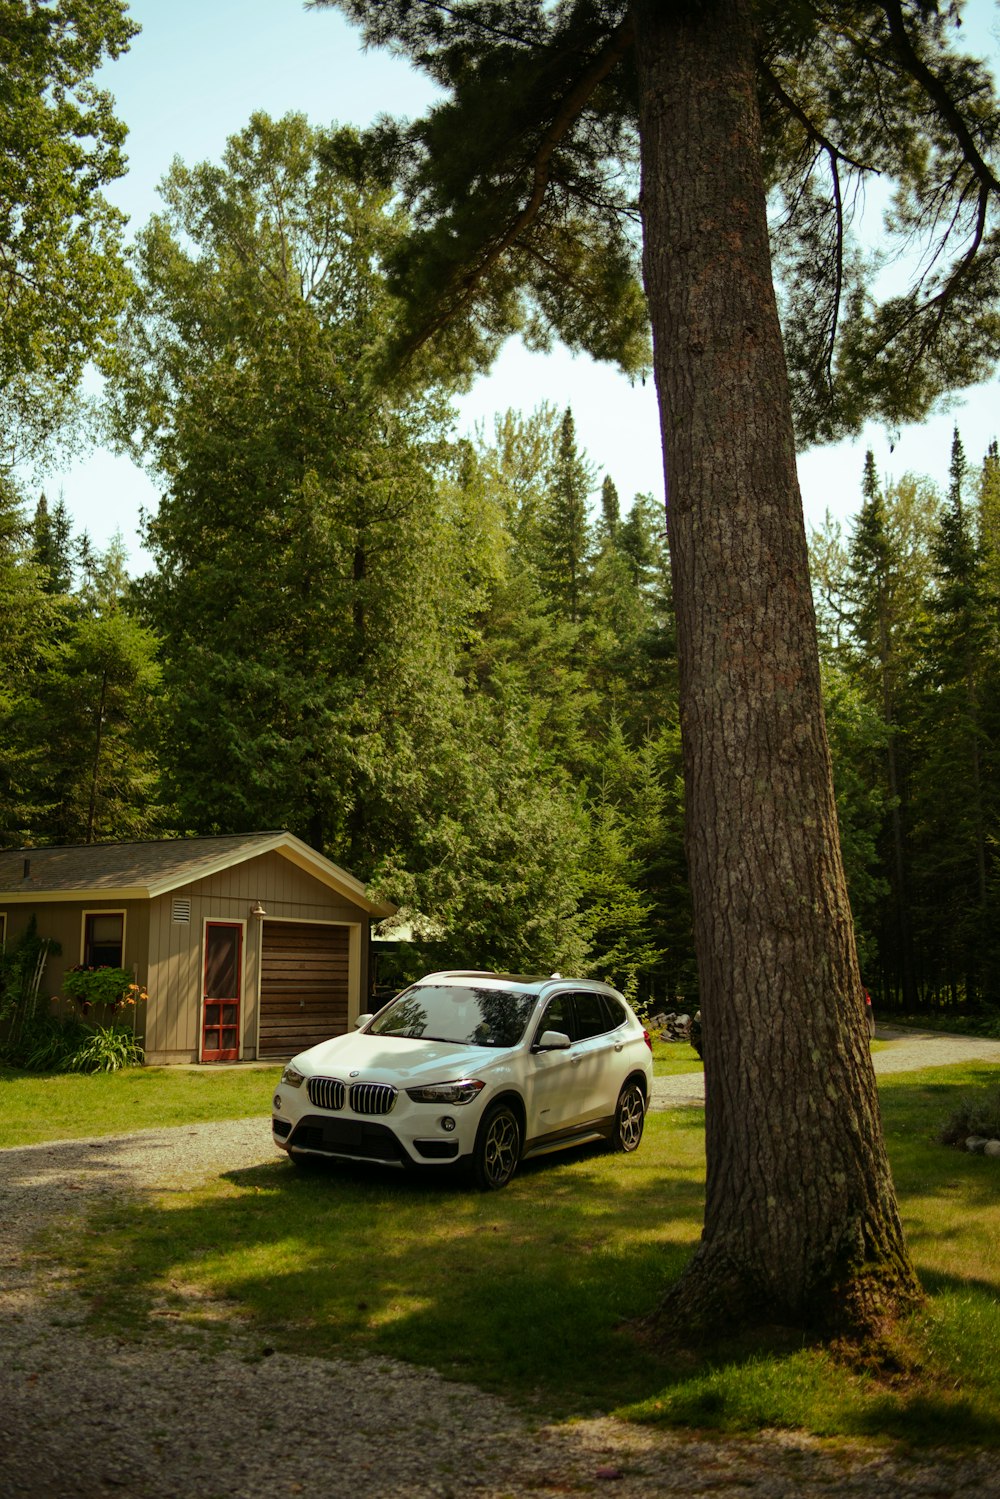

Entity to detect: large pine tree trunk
[633,0,919,1333]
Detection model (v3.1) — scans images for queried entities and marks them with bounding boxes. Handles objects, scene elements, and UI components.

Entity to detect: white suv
[271,970,654,1189]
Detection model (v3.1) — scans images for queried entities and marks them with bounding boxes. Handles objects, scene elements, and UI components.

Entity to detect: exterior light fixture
[251,900,267,919]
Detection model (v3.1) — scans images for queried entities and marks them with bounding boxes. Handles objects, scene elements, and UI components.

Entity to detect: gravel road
[650,1023,1000,1108]
[1,1028,998,1499]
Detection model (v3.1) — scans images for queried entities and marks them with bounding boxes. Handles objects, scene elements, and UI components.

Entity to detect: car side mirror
[354,1013,374,1029]
[534,1029,571,1051]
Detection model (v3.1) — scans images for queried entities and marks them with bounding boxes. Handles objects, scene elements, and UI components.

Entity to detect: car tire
[611,1080,646,1153]
[472,1102,521,1190]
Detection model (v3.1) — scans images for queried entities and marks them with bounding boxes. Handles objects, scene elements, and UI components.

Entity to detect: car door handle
[570,1054,582,1065]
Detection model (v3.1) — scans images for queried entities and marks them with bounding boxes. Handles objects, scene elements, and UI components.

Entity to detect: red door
[202,922,243,1062]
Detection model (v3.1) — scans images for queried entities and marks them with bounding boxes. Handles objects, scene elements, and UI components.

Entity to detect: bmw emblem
[349,1070,360,1077]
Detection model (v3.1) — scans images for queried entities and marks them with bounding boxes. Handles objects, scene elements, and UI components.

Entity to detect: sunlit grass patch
[45,1110,705,1411]
[0,1064,280,1147]
[650,1038,703,1076]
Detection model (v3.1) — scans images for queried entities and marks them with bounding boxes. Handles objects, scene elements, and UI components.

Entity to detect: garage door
[258,921,350,1059]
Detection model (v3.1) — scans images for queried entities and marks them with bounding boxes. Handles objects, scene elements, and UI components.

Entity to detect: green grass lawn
[8,1058,1000,1447]
[650,1036,703,1075]
[0,1064,281,1147]
[0,1045,698,1147]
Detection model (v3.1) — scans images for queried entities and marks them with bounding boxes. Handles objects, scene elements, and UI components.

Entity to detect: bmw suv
[271,970,654,1189]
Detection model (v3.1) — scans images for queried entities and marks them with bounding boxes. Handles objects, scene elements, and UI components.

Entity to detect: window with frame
[571,991,613,1040]
[83,912,124,968]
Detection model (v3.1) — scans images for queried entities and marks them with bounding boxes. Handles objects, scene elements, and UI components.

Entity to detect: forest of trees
[1,106,996,1019]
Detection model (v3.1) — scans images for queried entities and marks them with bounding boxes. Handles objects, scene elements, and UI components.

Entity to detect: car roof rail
[419,969,499,981]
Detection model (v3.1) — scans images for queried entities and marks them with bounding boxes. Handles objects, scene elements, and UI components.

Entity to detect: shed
[0,833,396,1065]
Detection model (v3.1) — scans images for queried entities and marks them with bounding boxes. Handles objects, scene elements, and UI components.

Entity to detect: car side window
[601,995,628,1031]
[536,994,572,1044]
[571,991,611,1041]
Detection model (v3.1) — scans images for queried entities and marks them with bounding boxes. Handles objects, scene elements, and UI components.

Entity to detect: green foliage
[31,494,74,593]
[2,517,165,845]
[0,0,137,463]
[14,1013,91,1072]
[939,1086,1000,1147]
[108,112,462,867]
[62,1020,144,1073]
[4,1012,143,1073]
[322,0,1000,444]
[62,966,139,1010]
[0,918,62,1059]
[811,428,1000,1010]
[819,661,888,972]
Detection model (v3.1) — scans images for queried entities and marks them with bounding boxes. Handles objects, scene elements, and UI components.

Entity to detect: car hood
[293,1029,511,1084]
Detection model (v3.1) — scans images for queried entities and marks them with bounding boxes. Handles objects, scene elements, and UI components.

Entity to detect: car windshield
[369,984,538,1048]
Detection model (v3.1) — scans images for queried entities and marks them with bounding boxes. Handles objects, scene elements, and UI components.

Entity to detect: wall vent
[171,898,191,924]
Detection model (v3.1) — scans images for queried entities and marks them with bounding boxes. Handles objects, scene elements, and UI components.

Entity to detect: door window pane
[205,926,240,999]
[538,995,571,1040]
[573,992,610,1040]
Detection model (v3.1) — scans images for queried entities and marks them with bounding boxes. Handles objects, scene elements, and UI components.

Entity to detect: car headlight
[405,1078,485,1105]
[280,1063,305,1088]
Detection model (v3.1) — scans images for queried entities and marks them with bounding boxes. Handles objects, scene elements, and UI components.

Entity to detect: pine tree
[316,0,1000,1333]
[31,495,74,595]
[913,429,995,1002]
[537,407,595,627]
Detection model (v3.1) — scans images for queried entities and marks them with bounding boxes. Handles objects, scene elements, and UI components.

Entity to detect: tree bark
[633,0,920,1334]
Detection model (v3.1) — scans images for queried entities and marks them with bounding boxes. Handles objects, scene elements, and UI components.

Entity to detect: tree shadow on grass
[31,1118,703,1415]
[21,1101,1000,1446]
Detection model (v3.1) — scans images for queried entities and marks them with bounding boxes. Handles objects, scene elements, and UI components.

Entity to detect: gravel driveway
[650,1023,1000,1108]
[2,1028,998,1499]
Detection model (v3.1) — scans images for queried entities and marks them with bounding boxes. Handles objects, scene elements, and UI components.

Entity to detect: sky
[33,0,1000,569]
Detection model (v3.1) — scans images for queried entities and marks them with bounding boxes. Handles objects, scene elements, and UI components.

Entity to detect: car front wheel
[473,1102,521,1190]
[612,1080,645,1153]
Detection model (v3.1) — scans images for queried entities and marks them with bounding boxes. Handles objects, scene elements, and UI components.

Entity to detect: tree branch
[879,0,1000,199]
[399,12,635,362]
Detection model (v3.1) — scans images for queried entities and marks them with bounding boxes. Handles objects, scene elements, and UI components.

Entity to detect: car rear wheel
[473,1102,521,1190]
[612,1080,645,1153]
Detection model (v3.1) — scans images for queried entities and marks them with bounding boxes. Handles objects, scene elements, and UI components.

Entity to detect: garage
[257,920,350,1059]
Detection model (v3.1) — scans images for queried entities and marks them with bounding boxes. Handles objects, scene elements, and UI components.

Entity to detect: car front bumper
[271,1078,481,1168]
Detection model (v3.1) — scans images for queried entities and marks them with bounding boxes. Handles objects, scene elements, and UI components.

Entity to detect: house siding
[2,839,382,1067]
[5,900,150,1014]
[144,851,369,1065]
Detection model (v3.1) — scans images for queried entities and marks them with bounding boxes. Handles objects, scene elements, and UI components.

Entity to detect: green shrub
[4,1014,143,1073]
[0,918,62,1054]
[62,966,139,1010]
[17,1015,91,1072]
[940,1087,1000,1145]
[64,1021,145,1073]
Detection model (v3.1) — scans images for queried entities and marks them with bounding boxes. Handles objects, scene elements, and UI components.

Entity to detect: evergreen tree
[912,429,996,1001]
[978,439,1000,583]
[31,494,75,595]
[599,474,620,541]
[106,114,490,886]
[0,478,56,844]
[537,407,595,627]
[313,0,1000,1333]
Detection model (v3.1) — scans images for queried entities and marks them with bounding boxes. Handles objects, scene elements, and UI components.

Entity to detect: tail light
[643,1027,653,1053]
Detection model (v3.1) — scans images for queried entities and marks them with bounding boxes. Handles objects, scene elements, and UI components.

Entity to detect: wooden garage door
[258,922,350,1058]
